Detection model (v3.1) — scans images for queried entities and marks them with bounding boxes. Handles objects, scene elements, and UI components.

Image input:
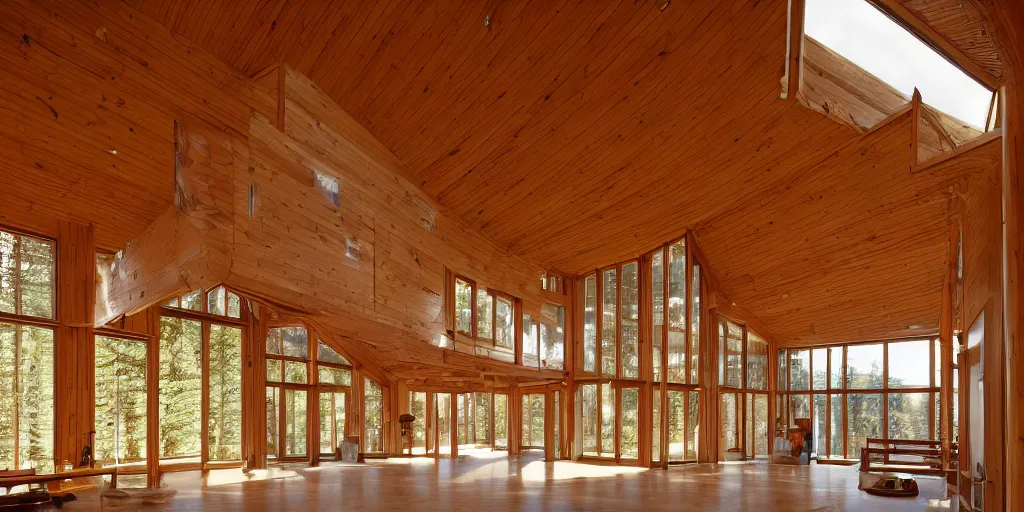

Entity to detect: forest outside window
[364,378,384,453]
[522,313,539,368]
[0,322,54,472]
[540,303,565,370]
[266,326,311,460]
[649,238,699,386]
[158,308,243,466]
[95,335,147,469]
[777,338,940,460]
[164,285,243,320]
[0,229,54,319]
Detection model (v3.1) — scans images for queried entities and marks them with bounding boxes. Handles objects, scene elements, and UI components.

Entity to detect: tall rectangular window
[364,379,384,452]
[522,314,539,367]
[651,251,664,383]
[619,388,639,459]
[0,230,54,319]
[494,394,508,449]
[208,324,242,461]
[651,388,661,463]
[455,278,473,336]
[619,262,639,378]
[583,275,597,373]
[95,335,147,468]
[159,316,202,461]
[746,332,768,390]
[540,304,565,370]
[494,297,513,349]
[720,320,743,388]
[667,240,686,383]
[581,384,598,456]
[690,263,701,384]
[0,323,54,472]
[601,269,617,376]
[476,289,493,341]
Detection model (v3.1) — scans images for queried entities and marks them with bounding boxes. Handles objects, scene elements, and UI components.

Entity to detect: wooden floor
[58,452,948,511]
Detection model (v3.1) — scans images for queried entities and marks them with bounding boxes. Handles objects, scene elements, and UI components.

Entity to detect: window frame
[776,336,940,460]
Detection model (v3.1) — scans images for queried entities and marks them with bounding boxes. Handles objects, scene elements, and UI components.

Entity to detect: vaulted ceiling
[6,0,1013,343]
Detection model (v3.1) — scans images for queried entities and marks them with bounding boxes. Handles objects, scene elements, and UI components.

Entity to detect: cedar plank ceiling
[55,0,1010,342]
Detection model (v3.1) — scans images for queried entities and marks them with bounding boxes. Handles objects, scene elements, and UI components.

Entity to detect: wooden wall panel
[0,0,274,251]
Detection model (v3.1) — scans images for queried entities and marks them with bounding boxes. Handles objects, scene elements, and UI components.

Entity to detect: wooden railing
[859,438,947,476]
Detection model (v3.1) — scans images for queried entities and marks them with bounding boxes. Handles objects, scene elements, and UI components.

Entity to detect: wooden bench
[0,467,118,492]
[859,438,949,477]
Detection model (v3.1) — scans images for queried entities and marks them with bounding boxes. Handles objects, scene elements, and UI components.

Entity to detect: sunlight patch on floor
[520,461,647,482]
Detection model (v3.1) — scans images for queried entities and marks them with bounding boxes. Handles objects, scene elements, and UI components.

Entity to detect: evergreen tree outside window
[0,323,54,472]
[95,335,147,468]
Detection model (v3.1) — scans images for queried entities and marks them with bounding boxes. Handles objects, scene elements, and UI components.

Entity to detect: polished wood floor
[59,452,948,511]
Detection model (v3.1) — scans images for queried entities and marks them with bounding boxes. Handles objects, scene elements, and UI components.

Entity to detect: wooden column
[508,386,522,457]
[1001,79,1023,512]
[53,221,96,472]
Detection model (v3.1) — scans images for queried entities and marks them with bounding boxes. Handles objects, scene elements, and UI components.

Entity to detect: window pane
[652,388,661,463]
[813,394,827,458]
[207,286,226,316]
[651,251,664,383]
[754,394,768,458]
[887,392,931,440]
[789,395,810,428]
[0,232,16,315]
[319,392,346,455]
[159,316,202,459]
[846,393,882,457]
[830,393,844,457]
[812,348,827,390]
[285,389,307,457]
[227,292,242,318]
[620,262,639,378]
[266,387,279,459]
[318,367,352,386]
[601,269,617,376]
[600,383,614,454]
[687,391,699,461]
[436,394,451,454]
[495,297,513,349]
[530,395,544,448]
[267,326,308,358]
[721,393,738,452]
[777,349,788,390]
[317,341,351,365]
[541,304,565,370]
[846,343,883,389]
[722,321,743,388]
[285,361,308,384]
[455,279,472,335]
[667,390,685,461]
[747,332,768,390]
[476,290,493,340]
[887,339,931,388]
[179,289,202,312]
[581,384,598,456]
[522,314,538,367]
[0,324,54,472]
[789,349,810,391]
[583,275,597,373]
[620,388,639,459]
[668,239,686,329]
[690,264,701,384]
[19,235,54,319]
[208,324,242,461]
[494,394,508,449]
[475,394,491,445]
[829,347,843,389]
[266,360,282,383]
[668,331,686,384]
[95,336,147,467]
[364,379,383,452]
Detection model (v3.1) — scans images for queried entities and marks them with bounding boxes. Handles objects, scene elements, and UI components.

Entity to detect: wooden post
[1001,80,1023,512]
[54,221,96,473]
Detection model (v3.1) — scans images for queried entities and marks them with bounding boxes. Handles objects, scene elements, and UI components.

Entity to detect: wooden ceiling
[4,0,1012,344]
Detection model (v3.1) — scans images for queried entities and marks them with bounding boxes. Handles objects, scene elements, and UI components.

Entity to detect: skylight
[805,0,992,129]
